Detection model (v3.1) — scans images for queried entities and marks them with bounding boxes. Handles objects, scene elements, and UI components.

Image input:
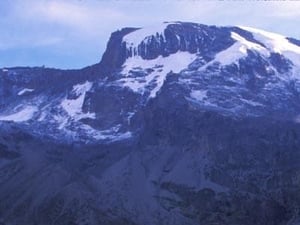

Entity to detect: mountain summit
[1,22,300,143]
[1,22,300,225]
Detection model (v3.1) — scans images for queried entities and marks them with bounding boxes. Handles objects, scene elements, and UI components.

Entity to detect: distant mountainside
[1,22,300,225]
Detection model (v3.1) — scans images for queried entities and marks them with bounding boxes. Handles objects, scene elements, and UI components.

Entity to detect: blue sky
[1,0,300,69]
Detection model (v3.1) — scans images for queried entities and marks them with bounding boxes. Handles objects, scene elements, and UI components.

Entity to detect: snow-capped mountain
[1,22,300,143]
[1,22,300,225]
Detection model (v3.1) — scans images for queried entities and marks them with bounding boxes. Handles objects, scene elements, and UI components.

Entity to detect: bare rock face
[1,22,300,225]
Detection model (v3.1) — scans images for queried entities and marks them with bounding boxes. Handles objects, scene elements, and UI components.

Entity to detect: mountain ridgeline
[1,22,300,225]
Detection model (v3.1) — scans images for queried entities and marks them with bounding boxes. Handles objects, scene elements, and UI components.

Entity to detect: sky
[1,0,300,69]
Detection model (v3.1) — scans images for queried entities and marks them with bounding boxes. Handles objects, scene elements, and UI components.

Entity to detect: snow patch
[53,115,69,130]
[126,111,136,125]
[231,32,268,55]
[119,51,197,98]
[190,90,207,101]
[240,26,300,66]
[203,32,268,68]
[80,124,132,141]
[123,23,170,50]
[0,106,37,122]
[18,88,34,96]
[61,81,95,121]
[240,98,264,107]
[37,111,47,122]
[73,81,93,96]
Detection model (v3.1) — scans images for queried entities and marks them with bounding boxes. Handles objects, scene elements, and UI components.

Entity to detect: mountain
[1,22,300,225]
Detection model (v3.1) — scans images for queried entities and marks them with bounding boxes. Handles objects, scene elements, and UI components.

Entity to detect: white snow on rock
[96,130,132,142]
[80,124,132,141]
[37,111,47,122]
[240,98,264,107]
[240,26,300,66]
[61,81,95,120]
[18,88,34,96]
[123,22,171,52]
[72,81,93,96]
[119,51,197,98]
[203,32,268,68]
[190,90,207,101]
[0,106,37,122]
[53,115,69,130]
[231,32,268,55]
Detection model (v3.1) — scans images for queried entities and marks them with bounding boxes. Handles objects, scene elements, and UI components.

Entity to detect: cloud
[1,0,300,69]
[8,1,128,33]
[8,0,300,50]
[12,0,129,37]
[0,0,139,68]
[268,1,300,18]
[167,1,223,23]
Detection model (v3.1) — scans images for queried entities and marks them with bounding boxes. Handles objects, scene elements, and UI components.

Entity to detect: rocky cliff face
[1,22,300,225]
